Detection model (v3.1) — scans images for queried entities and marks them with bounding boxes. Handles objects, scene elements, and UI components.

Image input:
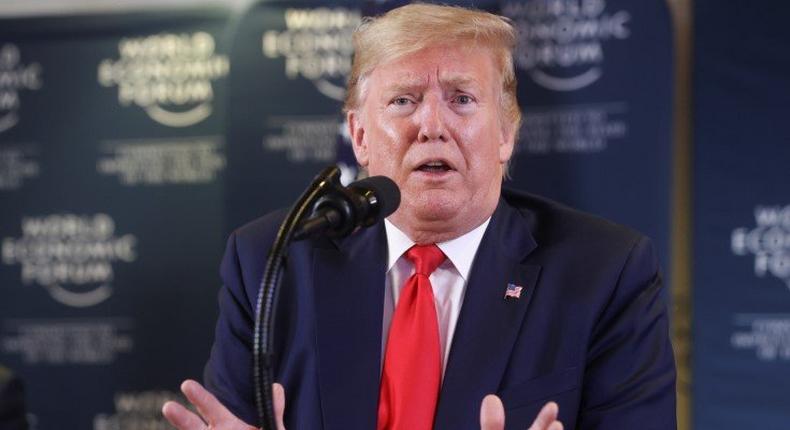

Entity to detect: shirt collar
[384,217,491,281]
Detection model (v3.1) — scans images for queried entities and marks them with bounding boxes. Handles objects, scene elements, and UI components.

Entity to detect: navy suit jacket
[204,189,676,429]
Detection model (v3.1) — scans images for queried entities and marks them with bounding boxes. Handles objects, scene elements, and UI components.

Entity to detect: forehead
[366,45,500,92]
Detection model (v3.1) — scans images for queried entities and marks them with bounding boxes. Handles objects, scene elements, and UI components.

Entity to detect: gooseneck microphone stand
[253,166,341,430]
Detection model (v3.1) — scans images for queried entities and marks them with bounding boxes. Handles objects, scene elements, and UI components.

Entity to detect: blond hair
[343,3,521,135]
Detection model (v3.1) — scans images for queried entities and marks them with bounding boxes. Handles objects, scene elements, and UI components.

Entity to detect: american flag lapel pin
[504,283,523,300]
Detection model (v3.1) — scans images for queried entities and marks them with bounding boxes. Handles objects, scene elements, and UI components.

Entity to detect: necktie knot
[406,244,445,276]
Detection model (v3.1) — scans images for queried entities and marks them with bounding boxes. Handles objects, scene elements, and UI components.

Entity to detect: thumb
[480,394,505,430]
[273,383,286,430]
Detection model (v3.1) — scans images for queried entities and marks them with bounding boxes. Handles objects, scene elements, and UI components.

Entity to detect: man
[163,4,676,429]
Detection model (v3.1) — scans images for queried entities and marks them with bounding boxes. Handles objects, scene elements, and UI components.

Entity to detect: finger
[479,394,505,430]
[273,383,286,430]
[547,422,564,430]
[162,400,207,430]
[180,379,234,426]
[529,401,559,430]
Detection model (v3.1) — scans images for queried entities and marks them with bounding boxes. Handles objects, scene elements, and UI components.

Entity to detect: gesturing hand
[162,380,286,430]
[480,395,563,430]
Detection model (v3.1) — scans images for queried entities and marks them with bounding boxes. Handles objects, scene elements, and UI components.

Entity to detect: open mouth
[417,160,453,173]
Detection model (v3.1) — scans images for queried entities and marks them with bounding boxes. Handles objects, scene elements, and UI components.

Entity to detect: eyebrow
[382,74,481,96]
[382,76,427,95]
[440,74,481,90]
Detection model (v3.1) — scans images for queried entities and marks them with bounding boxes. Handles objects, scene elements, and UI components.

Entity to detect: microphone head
[348,175,401,221]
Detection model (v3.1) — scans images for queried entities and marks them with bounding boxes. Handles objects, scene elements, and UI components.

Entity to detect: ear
[498,121,516,164]
[347,110,369,167]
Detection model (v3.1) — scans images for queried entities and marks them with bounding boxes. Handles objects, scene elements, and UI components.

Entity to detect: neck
[388,203,496,245]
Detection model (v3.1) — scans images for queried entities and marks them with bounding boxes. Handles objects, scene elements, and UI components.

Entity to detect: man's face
[348,44,515,241]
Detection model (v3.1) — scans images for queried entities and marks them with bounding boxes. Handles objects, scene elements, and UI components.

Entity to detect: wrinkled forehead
[358,44,501,100]
[380,72,484,93]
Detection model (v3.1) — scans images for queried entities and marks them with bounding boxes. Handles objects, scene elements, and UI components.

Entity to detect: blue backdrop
[693,1,790,428]
[0,9,230,429]
[501,0,673,286]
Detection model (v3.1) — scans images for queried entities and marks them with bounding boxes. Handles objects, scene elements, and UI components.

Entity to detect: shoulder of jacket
[502,187,647,252]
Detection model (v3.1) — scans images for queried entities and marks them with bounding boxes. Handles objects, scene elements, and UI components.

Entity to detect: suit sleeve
[578,236,677,429]
[203,231,259,426]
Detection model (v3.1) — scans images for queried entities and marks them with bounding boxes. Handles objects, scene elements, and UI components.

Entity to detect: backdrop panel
[0,9,230,429]
[224,0,362,233]
[693,2,790,428]
[499,0,673,274]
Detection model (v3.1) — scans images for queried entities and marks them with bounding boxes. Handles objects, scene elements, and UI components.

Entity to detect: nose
[417,94,448,143]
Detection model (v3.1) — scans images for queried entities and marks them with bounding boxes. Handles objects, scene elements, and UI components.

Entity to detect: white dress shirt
[382,217,491,379]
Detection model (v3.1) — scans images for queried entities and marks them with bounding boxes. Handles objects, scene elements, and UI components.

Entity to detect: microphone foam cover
[350,175,401,218]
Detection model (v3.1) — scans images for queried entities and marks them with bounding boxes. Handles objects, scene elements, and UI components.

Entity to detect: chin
[408,193,463,222]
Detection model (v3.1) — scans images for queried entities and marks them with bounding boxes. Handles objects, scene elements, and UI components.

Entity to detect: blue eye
[392,97,412,106]
[455,94,473,104]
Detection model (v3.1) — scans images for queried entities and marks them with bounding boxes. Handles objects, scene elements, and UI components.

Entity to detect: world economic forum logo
[1,214,137,307]
[731,205,790,290]
[262,7,360,101]
[502,0,630,91]
[0,43,42,133]
[98,32,229,127]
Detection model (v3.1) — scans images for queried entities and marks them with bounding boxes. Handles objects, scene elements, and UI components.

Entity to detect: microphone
[292,175,400,241]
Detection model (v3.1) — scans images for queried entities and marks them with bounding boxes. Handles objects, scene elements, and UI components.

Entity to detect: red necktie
[378,244,446,430]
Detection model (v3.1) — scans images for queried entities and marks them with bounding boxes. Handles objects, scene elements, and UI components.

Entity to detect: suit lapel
[313,225,386,430]
[435,200,542,429]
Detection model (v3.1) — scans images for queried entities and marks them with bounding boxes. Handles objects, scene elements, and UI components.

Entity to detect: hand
[480,395,563,430]
[162,379,286,430]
